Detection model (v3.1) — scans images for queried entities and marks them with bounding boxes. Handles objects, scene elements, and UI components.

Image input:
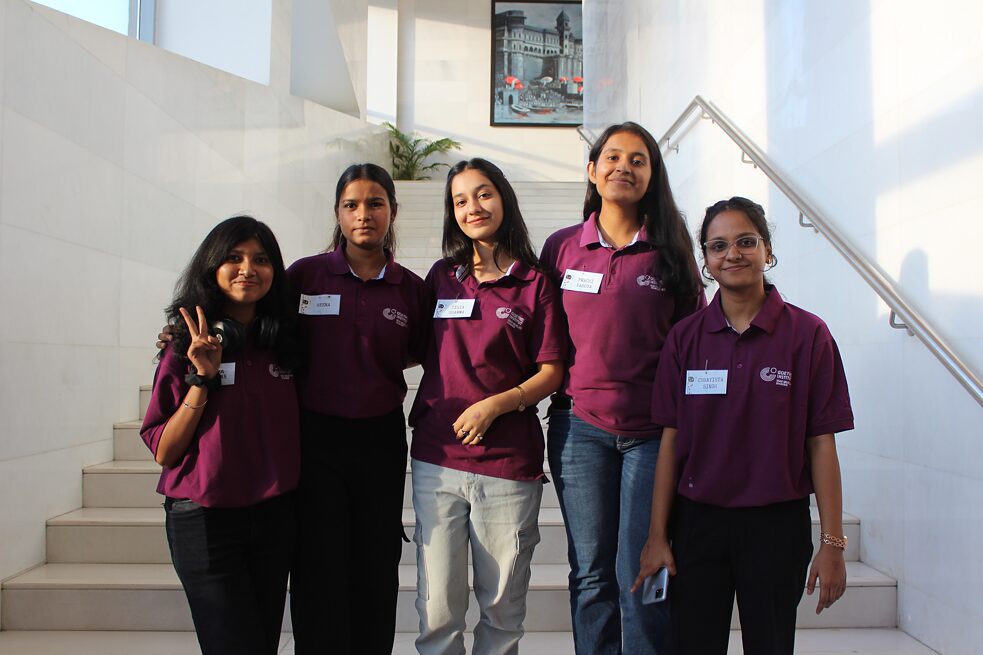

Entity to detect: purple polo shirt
[539,214,706,437]
[409,260,568,481]
[651,286,854,508]
[141,343,300,508]
[287,247,432,418]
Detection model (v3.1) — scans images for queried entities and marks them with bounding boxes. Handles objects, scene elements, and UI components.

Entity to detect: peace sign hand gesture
[179,305,222,378]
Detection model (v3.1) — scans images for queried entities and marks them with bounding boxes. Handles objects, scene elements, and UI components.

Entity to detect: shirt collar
[453,259,534,284]
[580,212,645,249]
[706,285,784,334]
[327,244,402,284]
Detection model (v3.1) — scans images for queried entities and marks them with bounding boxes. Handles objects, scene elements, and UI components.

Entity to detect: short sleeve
[407,273,436,366]
[538,235,562,285]
[140,348,189,456]
[651,325,684,428]
[805,324,854,437]
[528,274,568,364]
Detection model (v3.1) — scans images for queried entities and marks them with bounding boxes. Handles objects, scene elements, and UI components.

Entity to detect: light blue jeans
[547,409,671,655]
[411,458,543,655]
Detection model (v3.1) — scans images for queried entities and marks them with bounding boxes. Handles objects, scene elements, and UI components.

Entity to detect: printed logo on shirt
[636,274,665,291]
[268,363,294,380]
[759,366,792,387]
[496,306,528,330]
[383,307,409,327]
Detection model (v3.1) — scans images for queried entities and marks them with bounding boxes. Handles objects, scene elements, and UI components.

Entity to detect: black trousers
[165,492,296,655]
[670,495,813,655]
[290,407,408,655]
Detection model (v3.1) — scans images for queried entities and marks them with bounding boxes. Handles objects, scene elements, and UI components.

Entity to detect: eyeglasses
[703,235,764,258]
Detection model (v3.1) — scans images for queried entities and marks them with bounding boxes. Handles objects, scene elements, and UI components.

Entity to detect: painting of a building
[491,2,583,126]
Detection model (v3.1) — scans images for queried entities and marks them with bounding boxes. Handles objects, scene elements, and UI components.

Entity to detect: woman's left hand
[806,544,847,614]
[452,397,504,446]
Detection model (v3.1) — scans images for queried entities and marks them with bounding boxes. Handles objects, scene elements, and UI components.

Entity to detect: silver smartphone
[641,567,669,604]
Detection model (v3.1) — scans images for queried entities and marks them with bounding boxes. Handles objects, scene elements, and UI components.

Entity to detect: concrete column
[396,0,415,132]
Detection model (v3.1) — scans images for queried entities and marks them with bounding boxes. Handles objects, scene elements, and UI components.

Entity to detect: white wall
[156,0,273,85]
[586,1,983,653]
[0,0,386,618]
[393,0,585,181]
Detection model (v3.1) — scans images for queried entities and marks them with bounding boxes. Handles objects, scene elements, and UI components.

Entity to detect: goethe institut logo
[759,366,792,387]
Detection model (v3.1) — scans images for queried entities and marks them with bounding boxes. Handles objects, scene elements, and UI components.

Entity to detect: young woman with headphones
[141,215,302,655]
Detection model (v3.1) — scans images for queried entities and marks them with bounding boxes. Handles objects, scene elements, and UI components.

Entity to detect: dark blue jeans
[164,492,295,655]
[547,409,671,655]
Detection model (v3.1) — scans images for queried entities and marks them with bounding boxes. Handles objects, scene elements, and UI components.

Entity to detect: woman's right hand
[179,306,222,378]
[156,324,174,350]
[630,536,676,593]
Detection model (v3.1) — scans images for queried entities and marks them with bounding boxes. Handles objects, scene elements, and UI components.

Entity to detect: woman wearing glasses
[633,197,854,655]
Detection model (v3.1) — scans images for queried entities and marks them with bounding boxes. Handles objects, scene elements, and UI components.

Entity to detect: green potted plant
[383,122,462,180]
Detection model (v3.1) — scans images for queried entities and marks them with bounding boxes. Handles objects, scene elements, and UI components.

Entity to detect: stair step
[0,561,895,632]
[113,421,150,461]
[139,385,151,421]
[0,629,940,655]
[46,503,860,566]
[44,506,570,565]
[83,460,162,508]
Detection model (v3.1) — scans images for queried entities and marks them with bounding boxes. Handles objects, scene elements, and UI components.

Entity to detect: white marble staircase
[0,182,936,654]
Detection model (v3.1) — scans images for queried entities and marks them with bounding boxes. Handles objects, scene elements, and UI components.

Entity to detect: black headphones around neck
[210,317,279,353]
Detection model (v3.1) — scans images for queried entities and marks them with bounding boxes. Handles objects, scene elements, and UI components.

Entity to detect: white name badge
[218,362,236,386]
[685,369,728,395]
[434,298,475,319]
[561,269,603,294]
[298,293,340,316]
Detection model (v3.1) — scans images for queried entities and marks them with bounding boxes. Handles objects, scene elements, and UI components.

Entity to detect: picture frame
[490,1,583,127]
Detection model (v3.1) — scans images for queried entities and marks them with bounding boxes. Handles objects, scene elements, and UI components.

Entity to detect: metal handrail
[576,125,597,146]
[655,95,983,407]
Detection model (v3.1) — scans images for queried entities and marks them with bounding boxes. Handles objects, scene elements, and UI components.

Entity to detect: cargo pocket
[413,521,429,601]
[508,525,541,602]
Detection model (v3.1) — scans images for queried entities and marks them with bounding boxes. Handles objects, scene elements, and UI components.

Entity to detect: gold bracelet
[182,399,208,411]
[515,385,527,412]
[820,532,848,550]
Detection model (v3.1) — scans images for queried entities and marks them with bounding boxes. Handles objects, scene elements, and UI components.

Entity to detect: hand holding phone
[641,567,669,604]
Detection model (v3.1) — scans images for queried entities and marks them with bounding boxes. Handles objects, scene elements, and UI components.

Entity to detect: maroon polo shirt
[539,214,706,438]
[409,260,568,481]
[287,247,432,418]
[141,343,301,508]
[651,286,854,508]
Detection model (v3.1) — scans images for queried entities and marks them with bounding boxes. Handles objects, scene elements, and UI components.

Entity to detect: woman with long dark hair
[288,163,431,654]
[633,197,853,654]
[141,215,301,655]
[408,158,567,654]
[539,122,705,654]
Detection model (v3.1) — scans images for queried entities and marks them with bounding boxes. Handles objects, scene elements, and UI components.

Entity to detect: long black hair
[330,163,398,253]
[166,215,302,370]
[442,158,539,276]
[584,122,703,300]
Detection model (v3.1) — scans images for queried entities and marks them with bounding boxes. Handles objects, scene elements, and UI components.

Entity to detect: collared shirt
[539,213,706,438]
[141,343,300,508]
[651,286,854,507]
[287,246,432,419]
[409,259,568,481]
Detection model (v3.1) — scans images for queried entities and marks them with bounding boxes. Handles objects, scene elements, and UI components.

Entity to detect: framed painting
[490,1,583,127]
